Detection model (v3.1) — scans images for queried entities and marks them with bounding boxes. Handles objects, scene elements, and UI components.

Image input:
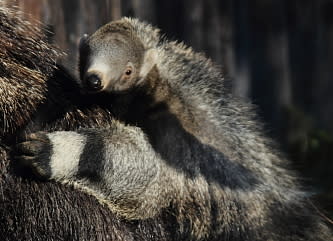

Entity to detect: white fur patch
[47,131,87,180]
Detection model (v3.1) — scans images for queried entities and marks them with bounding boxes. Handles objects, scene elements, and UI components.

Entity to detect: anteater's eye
[125,69,132,76]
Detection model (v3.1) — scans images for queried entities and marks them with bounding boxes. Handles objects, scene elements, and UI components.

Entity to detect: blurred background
[4,0,333,216]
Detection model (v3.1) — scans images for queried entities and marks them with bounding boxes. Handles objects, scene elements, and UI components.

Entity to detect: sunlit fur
[0,5,59,136]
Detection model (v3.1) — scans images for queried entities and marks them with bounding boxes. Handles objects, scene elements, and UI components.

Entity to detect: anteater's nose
[84,74,103,91]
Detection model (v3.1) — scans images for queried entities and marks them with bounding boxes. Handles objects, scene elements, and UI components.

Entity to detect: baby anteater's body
[17,18,333,241]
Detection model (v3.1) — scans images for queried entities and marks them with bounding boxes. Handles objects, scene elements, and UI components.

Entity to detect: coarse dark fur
[16,17,333,240]
[0,5,171,241]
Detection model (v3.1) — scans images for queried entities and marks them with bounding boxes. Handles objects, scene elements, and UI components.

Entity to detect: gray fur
[17,18,333,240]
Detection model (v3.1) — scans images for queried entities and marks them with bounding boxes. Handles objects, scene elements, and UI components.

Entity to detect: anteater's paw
[15,132,52,179]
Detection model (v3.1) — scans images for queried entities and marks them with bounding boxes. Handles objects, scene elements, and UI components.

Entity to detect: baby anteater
[17,18,333,241]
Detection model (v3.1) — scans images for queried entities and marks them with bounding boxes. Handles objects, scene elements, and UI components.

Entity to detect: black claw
[16,141,44,156]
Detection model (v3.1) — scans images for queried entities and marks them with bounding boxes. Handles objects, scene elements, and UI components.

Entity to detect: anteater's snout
[84,73,103,91]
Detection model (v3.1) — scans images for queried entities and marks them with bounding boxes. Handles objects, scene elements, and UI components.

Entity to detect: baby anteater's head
[79,19,157,93]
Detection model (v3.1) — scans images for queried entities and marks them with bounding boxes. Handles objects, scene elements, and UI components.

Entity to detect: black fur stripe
[77,130,106,182]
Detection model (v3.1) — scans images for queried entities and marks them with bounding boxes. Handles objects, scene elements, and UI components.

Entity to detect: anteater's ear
[79,34,89,51]
[139,49,158,78]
